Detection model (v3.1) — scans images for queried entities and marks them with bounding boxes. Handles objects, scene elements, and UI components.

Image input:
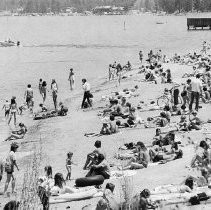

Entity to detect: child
[2,100,10,118]
[66,152,74,181]
[178,115,189,131]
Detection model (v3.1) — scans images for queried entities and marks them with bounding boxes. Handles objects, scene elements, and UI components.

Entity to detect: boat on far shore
[0,40,20,47]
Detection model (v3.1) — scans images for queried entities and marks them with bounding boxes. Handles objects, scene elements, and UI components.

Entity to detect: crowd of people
[1,41,211,209]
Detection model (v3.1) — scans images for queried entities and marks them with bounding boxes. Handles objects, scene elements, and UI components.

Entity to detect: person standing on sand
[81,79,92,109]
[4,142,19,195]
[51,79,58,110]
[39,78,43,95]
[2,100,10,119]
[68,68,75,90]
[139,50,143,63]
[41,81,47,103]
[0,158,3,183]
[189,74,202,112]
[8,96,18,125]
[24,84,34,110]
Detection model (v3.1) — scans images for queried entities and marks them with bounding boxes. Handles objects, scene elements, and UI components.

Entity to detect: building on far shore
[92,6,126,15]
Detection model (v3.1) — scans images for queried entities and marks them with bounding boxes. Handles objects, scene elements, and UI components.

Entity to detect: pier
[187,18,211,30]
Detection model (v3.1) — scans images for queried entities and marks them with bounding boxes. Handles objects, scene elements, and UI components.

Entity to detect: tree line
[135,0,211,13]
[0,0,211,13]
[0,0,136,13]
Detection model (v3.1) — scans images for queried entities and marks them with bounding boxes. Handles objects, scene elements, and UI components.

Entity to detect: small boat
[156,22,165,25]
[0,40,20,47]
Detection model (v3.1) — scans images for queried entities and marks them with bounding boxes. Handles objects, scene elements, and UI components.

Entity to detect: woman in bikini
[8,97,19,125]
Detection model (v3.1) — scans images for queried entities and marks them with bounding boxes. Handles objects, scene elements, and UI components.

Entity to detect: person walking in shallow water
[51,79,58,110]
[41,81,47,103]
[68,68,75,90]
[8,97,18,125]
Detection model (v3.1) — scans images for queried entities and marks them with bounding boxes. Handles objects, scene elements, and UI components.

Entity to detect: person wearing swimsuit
[8,97,18,125]
[51,79,58,110]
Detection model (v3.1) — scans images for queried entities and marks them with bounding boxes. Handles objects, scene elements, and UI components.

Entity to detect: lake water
[0,14,210,107]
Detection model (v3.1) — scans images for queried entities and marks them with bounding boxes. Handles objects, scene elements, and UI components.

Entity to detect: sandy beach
[0,56,211,209]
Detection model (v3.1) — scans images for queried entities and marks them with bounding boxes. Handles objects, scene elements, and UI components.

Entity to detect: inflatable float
[75,175,104,187]
[49,187,103,204]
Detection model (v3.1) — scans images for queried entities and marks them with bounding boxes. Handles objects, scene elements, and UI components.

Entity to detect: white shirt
[191,78,202,93]
[82,82,90,92]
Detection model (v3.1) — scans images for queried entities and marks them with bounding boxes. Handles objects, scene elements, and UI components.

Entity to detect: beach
[0,14,211,209]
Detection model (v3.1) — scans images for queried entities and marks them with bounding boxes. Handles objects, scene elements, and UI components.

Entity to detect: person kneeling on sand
[83,140,105,170]
[86,154,110,179]
[121,142,149,170]
[57,102,68,116]
[177,115,189,131]
[5,123,27,141]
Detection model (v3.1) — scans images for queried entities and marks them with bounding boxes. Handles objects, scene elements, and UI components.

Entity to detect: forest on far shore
[0,0,211,13]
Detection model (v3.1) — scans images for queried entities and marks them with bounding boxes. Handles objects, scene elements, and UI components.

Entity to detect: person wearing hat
[4,142,19,195]
[5,123,27,141]
[68,68,75,90]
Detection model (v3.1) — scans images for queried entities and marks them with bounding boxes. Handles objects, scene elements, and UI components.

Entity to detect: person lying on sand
[149,142,183,163]
[86,154,110,179]
[120,142,149,170]
[151,177,194,194]
[5,123,27,141]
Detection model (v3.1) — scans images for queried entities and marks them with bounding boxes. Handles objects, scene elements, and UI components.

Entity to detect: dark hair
[42,81,47,86]
[196,74,200,79]
[199,140,209,150]
[187,79,191,83]
[126,102,131,108]
[39,78,42,81]
[67,152,73,158]
[54,173,65,188]
[105,183,115,193]
[44,166,52,178]
[116,120,121,126]
[156,128,161,135]
[172,142,178,150]
[27,84,31,88]
[140,189,150,198]
[136,141,146,150]
[185,177,194,190]
[98,154,105,162]
[82,78,86,83]
[94,140,101,148]
[203,87,207,91]
[3,200,20,210]
[164,105,170,111]
[110,115,115,121]
[11,142,19,152]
